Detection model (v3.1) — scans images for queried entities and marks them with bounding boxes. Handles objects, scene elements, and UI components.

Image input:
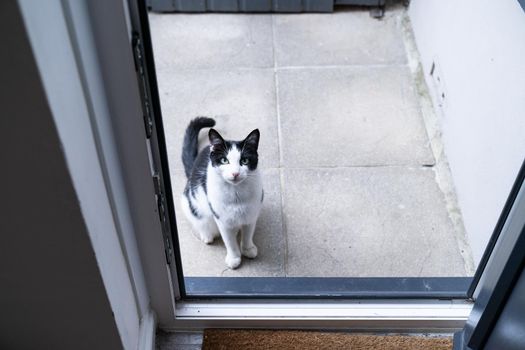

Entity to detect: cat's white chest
[208,171,263,228]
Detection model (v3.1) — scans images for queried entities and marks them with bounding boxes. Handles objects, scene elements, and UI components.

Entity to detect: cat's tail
[182,116,216,178]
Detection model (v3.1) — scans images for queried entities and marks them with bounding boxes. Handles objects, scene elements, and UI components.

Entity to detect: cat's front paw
[225,255,242,269]
[200,235,214,244]
[241,244,258,259]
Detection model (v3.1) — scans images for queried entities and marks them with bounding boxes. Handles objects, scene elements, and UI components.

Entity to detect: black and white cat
[180,117,263,269]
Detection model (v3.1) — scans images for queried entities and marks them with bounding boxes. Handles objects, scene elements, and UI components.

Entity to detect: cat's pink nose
[232,172,240,179]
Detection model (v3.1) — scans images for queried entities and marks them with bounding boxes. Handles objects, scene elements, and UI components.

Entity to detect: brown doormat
[202,330,452,350]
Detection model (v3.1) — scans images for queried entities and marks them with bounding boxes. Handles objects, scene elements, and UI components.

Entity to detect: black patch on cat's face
[208,128,260,171]
[208,129,232,167]
[239,129,259,171]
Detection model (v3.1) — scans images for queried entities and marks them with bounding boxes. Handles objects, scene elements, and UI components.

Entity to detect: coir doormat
[202,329,452,350]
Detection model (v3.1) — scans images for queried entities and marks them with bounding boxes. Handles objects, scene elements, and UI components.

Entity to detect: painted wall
[0,1,123,348]
[0,0,165,348]
[409,0,525,263]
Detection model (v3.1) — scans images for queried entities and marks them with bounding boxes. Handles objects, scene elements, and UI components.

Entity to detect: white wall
[409,0,525,263]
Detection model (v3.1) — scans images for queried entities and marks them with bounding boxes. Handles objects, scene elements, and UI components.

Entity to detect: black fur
[182,117,215,178]
[208,201,220,219]
[184,146,211,207]
[183,186,201,218]
[182,122,261,220]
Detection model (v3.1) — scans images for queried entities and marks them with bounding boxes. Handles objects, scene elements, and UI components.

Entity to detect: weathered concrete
[156,330,203,350]
[282,167,467,277]
[149,13,273,69]
[274,11,407,67]
[150,6,472,278]
[277,66,434,167]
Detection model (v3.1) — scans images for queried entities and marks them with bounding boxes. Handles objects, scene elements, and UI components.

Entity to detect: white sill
[166,299,473,332]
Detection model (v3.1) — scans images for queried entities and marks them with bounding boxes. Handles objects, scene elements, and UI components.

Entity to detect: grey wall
[409,0,525,264]
[0,1,123,349]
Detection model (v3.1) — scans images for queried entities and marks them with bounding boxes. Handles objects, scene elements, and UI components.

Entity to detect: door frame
[129,0,477,303]
[454,162,525,349]
[92,0,524,330]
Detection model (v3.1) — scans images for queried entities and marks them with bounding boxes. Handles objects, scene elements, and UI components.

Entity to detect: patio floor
[149,4,475,277]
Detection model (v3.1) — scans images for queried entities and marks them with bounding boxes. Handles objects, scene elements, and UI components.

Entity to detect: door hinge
[132,32,154,139]
[153,172,173,265]
[132,31,174,267]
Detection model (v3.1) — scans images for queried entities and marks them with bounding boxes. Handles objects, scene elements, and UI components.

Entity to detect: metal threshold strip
[183,277,472,299]
[171,298,473,331]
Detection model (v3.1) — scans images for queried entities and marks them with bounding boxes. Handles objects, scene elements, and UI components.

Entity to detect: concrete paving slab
[278,66,435,167]
[149,8,472,281]
[282,167,467,277]
[274,10,407,67]
[149,13,273,70]
[156,331,203,350]
[172,168,285,277]
[157,68,280,171]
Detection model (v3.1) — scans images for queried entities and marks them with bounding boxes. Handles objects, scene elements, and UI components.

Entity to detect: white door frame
[40,0,524,334]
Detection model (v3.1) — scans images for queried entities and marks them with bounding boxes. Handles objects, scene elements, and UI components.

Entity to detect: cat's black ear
[243,129,260,150]
[209,128,225,149]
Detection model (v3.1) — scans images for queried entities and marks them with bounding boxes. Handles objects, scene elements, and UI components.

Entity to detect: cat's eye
[240,158,249,165]
[219,157,229,164]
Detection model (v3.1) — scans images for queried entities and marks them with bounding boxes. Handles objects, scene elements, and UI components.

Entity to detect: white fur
[181,146,263,269]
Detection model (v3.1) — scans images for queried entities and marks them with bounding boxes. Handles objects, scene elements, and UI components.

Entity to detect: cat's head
[208,128,260,185]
